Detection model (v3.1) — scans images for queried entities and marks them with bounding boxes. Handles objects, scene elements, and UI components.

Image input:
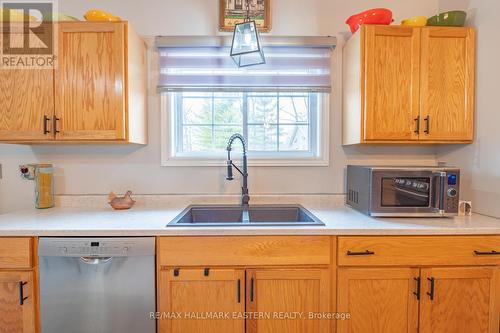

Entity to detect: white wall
[437,0,500,218]
[0,0,440,213]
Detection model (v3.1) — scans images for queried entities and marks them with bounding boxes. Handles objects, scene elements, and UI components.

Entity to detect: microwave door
[371,171,442,216]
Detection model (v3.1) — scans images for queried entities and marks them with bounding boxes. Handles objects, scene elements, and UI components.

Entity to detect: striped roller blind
[157,46,332,93]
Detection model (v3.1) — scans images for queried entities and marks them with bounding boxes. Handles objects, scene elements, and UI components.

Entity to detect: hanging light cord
[244,0,251,22]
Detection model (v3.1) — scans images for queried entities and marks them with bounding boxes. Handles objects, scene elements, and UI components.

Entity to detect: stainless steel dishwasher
[38,237,156,333]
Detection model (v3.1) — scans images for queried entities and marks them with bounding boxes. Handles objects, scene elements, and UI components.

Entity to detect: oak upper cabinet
[337,268,419,333]
[343,25,475,144]
[246,269,330,333]
[158,268,245,333]
[419,267,499,333]
[0,271,36,333]
[363,26,421,142]
[0,21,147,143]
[55,22,147,143]
[0,31,54,142]
[419,28,475,141]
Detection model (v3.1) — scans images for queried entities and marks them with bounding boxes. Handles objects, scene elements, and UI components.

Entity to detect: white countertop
[0,203,499,236]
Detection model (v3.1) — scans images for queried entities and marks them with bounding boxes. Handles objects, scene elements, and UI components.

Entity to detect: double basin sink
[167,205,325,227]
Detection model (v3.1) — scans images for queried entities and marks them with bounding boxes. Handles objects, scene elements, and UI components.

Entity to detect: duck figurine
[108,190,136,210]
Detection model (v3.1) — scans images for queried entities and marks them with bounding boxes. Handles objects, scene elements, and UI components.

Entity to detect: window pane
[214,98,243,124]
[279,96,309,123]
[279,125,309,151]
[248,95,277,124]
[248,125,278,151]
[182,97,212,124]
[182,126,212,152]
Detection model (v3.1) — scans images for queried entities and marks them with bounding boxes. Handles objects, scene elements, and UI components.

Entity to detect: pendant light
[230,0,265,67]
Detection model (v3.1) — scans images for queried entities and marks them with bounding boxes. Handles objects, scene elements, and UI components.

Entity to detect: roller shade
[157,46,332,93]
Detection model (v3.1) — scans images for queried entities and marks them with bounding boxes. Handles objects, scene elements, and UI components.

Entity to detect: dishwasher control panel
[38,237,155,257]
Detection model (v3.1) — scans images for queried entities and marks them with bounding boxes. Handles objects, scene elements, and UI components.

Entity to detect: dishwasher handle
[80,257,113,265]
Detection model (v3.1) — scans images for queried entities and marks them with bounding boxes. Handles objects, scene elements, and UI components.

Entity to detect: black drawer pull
[413,277,421,300]
[474,250,500,256]
[347,250,375,256]
[204,268,210,276]
[173,268,180,277]
[236,279,241,303]
[250,277,254,302]
[427,277,435,301]
[19,281,28,305]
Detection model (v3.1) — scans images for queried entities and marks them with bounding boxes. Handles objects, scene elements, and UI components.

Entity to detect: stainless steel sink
[167,205,325,227]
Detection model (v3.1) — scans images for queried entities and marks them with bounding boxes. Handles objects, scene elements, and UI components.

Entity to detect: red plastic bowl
[346,8,393,33]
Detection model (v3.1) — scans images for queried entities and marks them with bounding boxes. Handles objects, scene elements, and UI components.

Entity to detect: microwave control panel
[445,173,459,213]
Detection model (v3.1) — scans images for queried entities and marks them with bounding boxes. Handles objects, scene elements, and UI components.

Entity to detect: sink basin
[167,205,325,227]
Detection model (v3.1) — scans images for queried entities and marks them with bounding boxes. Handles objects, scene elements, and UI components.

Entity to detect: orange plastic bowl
[346,8,393,33]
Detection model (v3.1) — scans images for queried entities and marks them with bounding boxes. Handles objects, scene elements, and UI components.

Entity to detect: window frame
[160,93,330,167]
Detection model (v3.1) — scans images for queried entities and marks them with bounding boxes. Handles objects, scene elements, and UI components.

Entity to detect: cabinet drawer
[0,238,33,269]
[338,236,500,266]
[158,236,332,267]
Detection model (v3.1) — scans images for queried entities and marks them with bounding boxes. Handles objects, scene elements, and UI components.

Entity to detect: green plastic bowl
[427,10,467,26]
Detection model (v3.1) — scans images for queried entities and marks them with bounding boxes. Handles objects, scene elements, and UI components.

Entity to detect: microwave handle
[433,172,447,214]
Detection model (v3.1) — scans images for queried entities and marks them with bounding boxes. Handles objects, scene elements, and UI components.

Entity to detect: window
[173,91,321,154]
[157,39,333,166]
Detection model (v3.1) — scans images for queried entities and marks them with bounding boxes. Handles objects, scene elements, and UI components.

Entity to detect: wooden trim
[157,236,331,267]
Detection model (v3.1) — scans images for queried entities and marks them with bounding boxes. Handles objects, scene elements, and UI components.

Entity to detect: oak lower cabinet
[246,269,330,333]
[337,236,500,333]
[0,238,37,333]
[419,267,499,333]
[337,268,419,333]
[0,271,36,333]
[156,236,333,333]
[158,268,245,333]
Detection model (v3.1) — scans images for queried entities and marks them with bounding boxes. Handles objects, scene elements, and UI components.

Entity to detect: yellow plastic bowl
[401,16,428,26]
[84,9,121,22]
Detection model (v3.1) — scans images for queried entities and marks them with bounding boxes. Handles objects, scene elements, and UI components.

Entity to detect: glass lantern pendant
[230,1,265,67]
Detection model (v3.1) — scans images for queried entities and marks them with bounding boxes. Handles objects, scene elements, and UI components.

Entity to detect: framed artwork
[219,0,271,32]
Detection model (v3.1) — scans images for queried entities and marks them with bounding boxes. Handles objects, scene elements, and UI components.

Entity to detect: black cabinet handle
[53,117,60,134]
[424,116,430,134]
[474,250,500,256]
[173,268,180,277]
[236,279,241,303]
[43,115,51,134]
[204,268,210,276]
[414,116,420,134]
[426,277,435,301]
[19,281,28,305]
[250,277,254,302]
[346,250,375,256]
[413,277,421,300]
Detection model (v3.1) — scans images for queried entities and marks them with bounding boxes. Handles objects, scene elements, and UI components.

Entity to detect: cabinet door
[246,269,330,333]
[363,26,421,141]
[158,268,245,333]
[337,268,419,333]
[420,27,475,141]
[420,267,499,333]
[0,271,35,333]
[0,33,54,141]
[55,22,126,141]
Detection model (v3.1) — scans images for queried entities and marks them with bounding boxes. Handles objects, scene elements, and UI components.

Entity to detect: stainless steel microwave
[346,165,460,217]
